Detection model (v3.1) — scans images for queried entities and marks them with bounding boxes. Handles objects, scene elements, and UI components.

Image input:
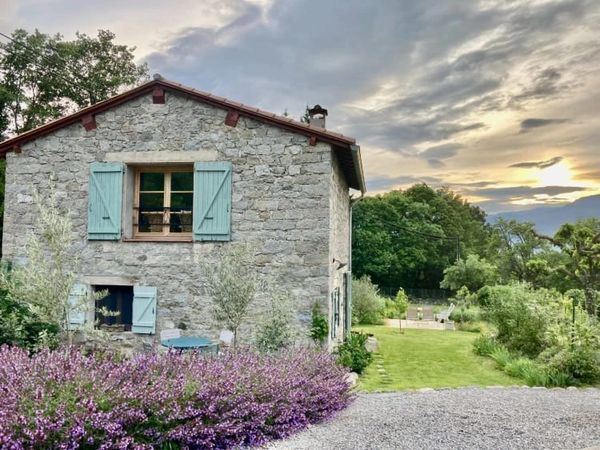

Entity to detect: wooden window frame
[133,165,193,241]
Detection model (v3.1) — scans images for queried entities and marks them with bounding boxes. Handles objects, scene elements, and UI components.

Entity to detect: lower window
[95,285,134,331]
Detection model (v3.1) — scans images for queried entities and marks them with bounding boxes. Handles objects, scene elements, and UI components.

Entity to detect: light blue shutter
[88,162,124,240]
[132,286,157,334]
[193,161,232,241]
[68,284,87,330]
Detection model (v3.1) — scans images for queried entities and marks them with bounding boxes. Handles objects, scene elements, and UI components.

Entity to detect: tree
[489,219,545,282]
[58,30,148,107]
[352,184,490,291]
[0,188,78,345]
[351,276,385,325]
[0,28,148,257]
[534,219,600,316]
[201,245,260,347]
[440,254,499,292]
[0,28,148,135]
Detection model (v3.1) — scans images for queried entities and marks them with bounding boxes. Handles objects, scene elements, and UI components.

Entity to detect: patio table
[160,336,214,352]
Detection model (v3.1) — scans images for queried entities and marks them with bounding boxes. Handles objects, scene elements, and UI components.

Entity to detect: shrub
[256,290,296,353]
[383,289,409,319]
[457,321,490,333]
[309,302,329,346]
[0,288,59,351]
[472,334,498,356]
[0,346,352,448]
[440,254,499,292]
[335,332,373,374]
[449,306,481,324]
[351,276,385,325]
[480,283,561,357]
[490,346,512,369]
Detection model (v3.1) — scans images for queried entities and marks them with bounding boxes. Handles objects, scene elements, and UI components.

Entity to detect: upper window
[134,166,193,237]
[88,161,232,242]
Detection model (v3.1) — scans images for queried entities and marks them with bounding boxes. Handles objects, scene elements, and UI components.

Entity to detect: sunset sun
[535,161,576,186]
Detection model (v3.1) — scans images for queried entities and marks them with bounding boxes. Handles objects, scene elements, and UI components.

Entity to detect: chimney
[308,104,328,128]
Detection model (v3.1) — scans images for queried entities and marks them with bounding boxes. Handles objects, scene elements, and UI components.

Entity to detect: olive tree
[200,245,260,347]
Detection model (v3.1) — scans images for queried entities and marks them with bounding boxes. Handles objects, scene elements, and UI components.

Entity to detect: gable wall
[2,91,343,352]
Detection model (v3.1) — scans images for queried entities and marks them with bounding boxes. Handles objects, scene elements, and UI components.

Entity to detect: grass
[355,325,522,391]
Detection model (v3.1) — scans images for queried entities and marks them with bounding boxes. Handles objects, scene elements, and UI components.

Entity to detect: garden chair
[160,328,182,342]
[406,305,418,321]
[215,330,234,354]
[422,306,434,321]
[435,303,455,323]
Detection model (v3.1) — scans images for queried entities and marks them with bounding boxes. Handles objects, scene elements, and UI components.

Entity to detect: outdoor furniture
[436,303,455,323]
[216,330,234,353]
[406,305,419,320]
[160,336,213,352]
[422,305,434,321]
[160,328,182,341]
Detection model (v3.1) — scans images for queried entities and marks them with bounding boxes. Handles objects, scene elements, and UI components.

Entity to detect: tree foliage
[351,276,385,325]
[201,245,260,347]
[0,28,148,135]
[440,254,499,292]
[352,184,489,291]
[533,219,600,316]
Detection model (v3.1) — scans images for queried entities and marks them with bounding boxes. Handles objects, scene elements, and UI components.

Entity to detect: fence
[380,287,452,305]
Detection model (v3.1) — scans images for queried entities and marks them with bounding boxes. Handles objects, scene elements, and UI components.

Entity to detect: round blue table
[160,336,214,351]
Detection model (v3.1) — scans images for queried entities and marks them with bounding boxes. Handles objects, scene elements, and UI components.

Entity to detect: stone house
[0,76,366,352]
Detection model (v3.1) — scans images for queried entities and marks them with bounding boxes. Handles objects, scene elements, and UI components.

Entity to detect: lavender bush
[0,346,352,449]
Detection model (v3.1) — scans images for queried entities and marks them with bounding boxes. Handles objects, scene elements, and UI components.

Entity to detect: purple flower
[0,345,352,448]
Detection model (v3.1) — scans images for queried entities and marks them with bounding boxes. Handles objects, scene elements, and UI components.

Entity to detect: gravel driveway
[267,387,600,450]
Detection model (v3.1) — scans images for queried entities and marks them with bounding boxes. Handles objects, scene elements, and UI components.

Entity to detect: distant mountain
[487,194,600,235]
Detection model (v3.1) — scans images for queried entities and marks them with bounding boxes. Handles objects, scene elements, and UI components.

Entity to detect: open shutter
[132,286,157,334]
[88,162,124,240]
[193,161,232,241]
[68,284,87,330]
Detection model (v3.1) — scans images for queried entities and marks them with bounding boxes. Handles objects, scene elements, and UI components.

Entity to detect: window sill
[123,237,193,243]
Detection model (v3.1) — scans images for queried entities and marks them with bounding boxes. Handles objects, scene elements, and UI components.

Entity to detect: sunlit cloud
[4,0,600,213]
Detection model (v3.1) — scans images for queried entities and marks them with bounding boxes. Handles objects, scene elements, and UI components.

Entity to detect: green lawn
[355,325,522,391]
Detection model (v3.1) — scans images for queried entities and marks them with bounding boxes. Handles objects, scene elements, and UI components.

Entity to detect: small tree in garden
[256,288,297,353]
[352,275,385,325]
[201,245,259,347]
[440,254,499,292]
[0,188,110,348]
[0,189,77,346]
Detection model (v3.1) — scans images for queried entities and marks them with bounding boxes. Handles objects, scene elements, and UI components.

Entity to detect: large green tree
[534,219,600,316]
[352,184,490,291]
[0,29,148,251]
[0,28,148,135]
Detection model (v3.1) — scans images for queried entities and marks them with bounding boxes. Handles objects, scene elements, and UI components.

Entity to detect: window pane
[139,193,164,232]
[171,172,193,191]
[139,193,164,211]
[140,172,164,191]
[170,192,193,233]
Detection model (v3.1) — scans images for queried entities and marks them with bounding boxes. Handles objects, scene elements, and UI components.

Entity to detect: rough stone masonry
[2,90,352,353]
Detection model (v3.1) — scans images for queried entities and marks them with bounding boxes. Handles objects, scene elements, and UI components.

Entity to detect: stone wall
[328,152,350,344]
[2,90,346,353]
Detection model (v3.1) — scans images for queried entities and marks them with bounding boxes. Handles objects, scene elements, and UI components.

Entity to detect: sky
[2,0,600,214]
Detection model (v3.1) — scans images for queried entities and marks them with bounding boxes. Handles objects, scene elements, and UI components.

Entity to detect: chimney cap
[308,104,328,117]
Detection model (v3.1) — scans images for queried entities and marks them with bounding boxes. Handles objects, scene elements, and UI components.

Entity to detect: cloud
[367,175,443,191]
[12,0,600,214]
[420,143,462,160]
[472,185,587,200]
[509,156,563,169]
[520,118,568,132]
